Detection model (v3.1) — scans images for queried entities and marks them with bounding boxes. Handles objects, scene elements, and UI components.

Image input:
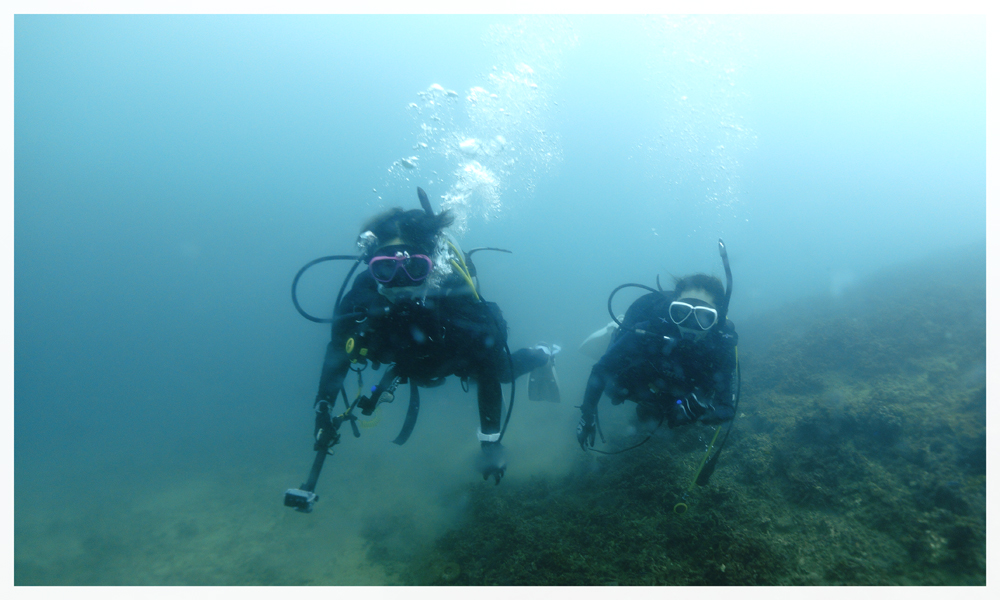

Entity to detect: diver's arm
[311,340,352,450]
[699,332,738,425]
[577,331,638,448]
[315,340,351,406]
[581,325,644,414]
[315,279,373,407]
[311,279,373,448]
[581,365,606,417]
[576,368,602,450]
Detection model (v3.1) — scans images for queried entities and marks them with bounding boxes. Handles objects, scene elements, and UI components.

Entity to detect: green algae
[14,247,984,586]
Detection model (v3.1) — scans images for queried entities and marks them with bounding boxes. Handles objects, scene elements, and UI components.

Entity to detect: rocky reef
[370,245,986,585]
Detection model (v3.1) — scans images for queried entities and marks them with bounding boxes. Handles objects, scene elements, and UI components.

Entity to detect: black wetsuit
[313,269,546,444]
[581,291,738,427]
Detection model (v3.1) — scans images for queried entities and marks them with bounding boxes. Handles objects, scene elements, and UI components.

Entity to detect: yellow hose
[686,425,722,494]
[675,347,738,514]
[358,407,382,429]
[446,241,479,301]
[674,424,723,514]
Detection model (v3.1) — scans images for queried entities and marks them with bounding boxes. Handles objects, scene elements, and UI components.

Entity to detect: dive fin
[528,353,561,403]
[578,320,620,361]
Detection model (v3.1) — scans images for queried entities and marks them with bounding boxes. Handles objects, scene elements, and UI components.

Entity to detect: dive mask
[368,247,434,285]
[669,299,719,331]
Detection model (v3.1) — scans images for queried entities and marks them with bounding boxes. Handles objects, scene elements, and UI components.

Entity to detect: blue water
[14,15,985,585]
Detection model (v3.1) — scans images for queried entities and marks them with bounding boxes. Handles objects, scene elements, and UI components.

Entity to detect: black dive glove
[577,411,597,450]
[668,392,711,429]
[477,441,507,485]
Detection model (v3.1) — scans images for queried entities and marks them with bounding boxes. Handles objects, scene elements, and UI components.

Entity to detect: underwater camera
[284,488,318,513]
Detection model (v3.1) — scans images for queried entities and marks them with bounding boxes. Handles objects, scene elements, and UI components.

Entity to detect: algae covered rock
[384,245,985,585]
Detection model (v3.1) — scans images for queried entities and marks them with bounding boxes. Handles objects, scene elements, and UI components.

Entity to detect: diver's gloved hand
[668,392,710,429]
[313,396,337,451]
[476,441,507,485]
[577,411,597,450]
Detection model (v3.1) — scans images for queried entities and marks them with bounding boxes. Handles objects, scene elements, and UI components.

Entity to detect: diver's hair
[360,208,455,255]
[673,273,726,306]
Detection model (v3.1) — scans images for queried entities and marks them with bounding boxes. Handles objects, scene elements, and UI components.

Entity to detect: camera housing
[284,488,318,513]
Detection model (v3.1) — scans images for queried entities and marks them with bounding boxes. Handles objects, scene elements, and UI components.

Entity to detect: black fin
[417,187,434,216]
[529,361,561,403]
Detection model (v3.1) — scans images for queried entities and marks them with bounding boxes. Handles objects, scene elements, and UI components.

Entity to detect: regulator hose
[291,255,361,323]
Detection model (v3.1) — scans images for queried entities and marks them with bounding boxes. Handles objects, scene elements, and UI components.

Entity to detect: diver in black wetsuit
[577,272,739,449]
[311,192,554,484]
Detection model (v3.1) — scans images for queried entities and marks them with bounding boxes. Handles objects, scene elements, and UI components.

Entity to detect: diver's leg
[475,370,506,484]
[477,370,503,435]
[503,347,549,382]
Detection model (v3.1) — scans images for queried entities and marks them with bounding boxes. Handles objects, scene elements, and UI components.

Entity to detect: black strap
[392,380,421,445]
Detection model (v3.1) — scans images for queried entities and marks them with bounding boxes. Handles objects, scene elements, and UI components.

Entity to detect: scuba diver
[291,187,559,513]
[576,241,739,452]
